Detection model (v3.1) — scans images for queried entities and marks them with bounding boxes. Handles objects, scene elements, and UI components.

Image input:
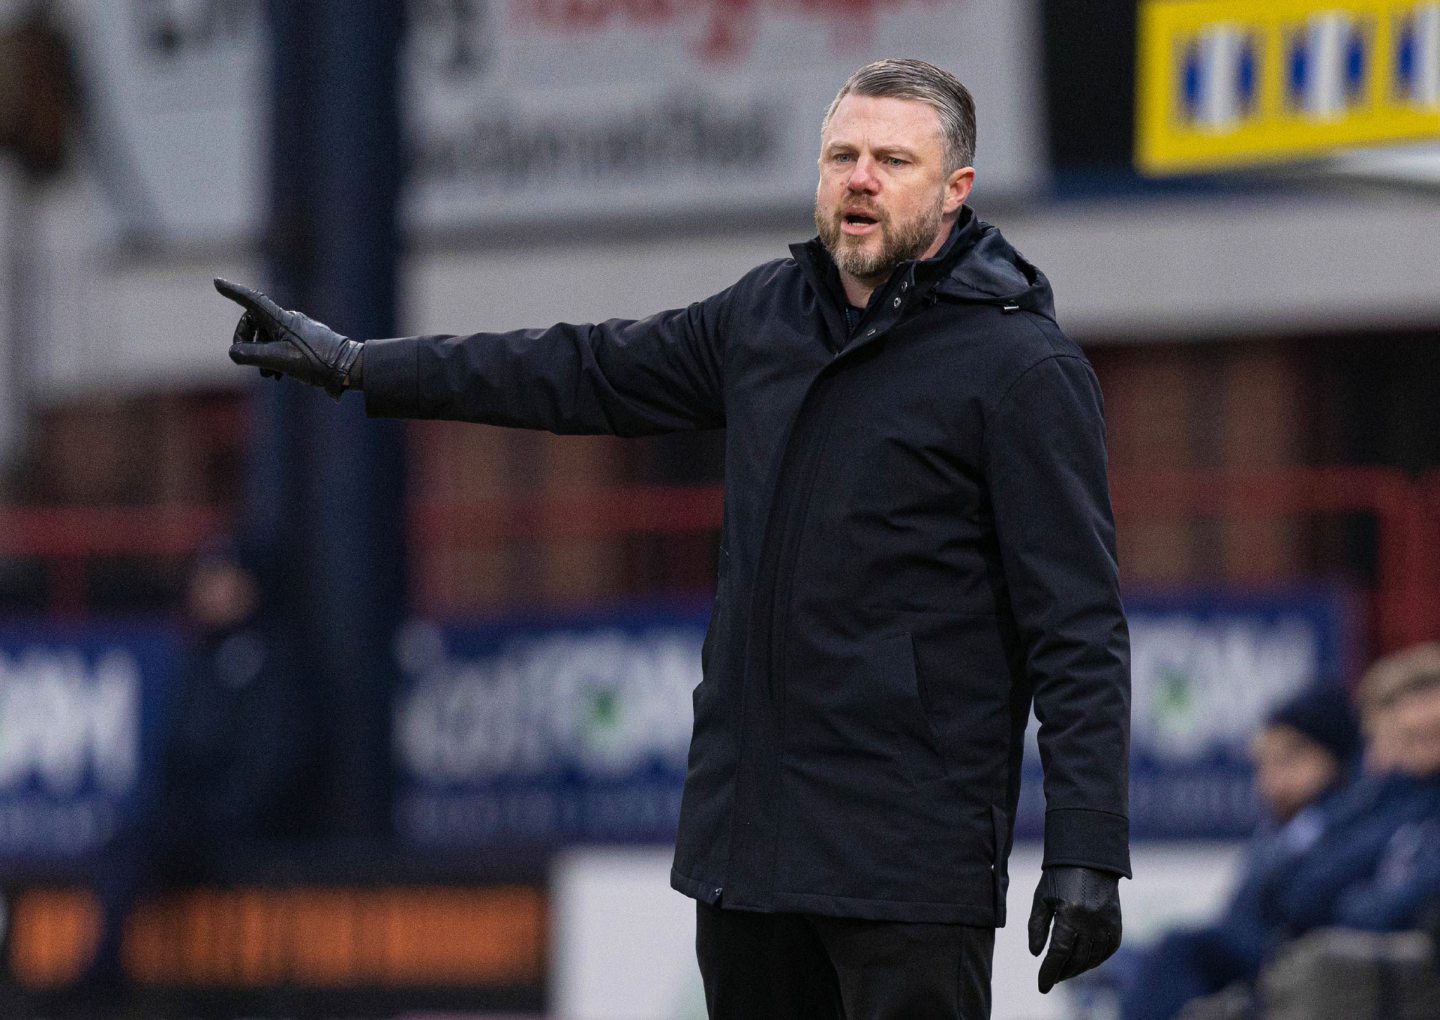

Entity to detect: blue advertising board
[0,586,1361,864]
[395,587,1358,850]
[0,621,179,865]
[392,608,705,849]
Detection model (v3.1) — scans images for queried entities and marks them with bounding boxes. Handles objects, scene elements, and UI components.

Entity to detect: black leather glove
[1028,865,1123,994]
[216,278,364,400]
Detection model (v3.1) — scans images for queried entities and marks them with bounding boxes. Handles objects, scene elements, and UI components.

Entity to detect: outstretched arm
[360,301,727,436]
[218,278,728,435]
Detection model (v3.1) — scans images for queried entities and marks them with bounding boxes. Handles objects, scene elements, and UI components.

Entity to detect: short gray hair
[821,58,977,173]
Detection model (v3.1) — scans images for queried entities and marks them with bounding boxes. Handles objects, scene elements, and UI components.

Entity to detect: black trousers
[695,901,995,1020]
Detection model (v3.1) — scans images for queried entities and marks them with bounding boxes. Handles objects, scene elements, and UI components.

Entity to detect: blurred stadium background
[0,0,1437,1018]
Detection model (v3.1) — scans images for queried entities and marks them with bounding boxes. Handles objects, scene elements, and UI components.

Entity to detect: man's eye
[885,157,907,167]
[832,153,854,164]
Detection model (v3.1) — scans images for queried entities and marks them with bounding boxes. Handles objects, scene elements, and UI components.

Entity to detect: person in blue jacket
[1118,683,1362,1020]
[1125,643,1440,1020]
[1274,644,1440,936]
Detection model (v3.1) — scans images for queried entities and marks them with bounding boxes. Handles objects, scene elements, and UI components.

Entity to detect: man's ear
[944,166,975,215]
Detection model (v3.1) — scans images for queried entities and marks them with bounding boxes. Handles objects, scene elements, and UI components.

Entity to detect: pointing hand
[216,278,363,400]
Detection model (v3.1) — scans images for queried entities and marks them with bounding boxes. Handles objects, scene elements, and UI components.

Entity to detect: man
[220,59,1130,1019]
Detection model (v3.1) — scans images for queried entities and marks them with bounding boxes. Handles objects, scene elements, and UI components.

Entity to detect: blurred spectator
[1271,644,1440,937]
[1236,658,1440,1020]
[1353,642,1433,774]
[77,538,317,992]
[1252,685,1359,825]
[1118,683,1361,1020]
[1301,656,1440,933]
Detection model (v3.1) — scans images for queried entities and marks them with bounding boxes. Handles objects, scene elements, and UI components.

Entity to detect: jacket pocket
[869,633,948,785]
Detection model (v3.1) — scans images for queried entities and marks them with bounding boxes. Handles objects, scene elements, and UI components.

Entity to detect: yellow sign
[1138,0,1440,173]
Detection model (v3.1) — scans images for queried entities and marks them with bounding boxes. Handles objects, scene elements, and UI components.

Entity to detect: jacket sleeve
[361,287,729,436]
[986,350,1132,877]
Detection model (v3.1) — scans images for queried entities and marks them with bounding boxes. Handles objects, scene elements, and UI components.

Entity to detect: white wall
[405,184,1440,345]
[23,177,1439,404]
[1000,184,1440,342]
[21,176,1440,405]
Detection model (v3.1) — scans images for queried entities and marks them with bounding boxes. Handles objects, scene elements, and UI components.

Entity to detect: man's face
[1394,684,1440,778]
[815,94,973,288]
[1250,724,1340,823]
[1361,702,1405,774]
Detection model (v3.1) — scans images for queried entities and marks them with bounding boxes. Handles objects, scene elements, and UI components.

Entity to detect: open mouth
[841,211,880,235]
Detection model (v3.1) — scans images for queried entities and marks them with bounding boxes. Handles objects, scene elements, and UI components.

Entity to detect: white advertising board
[403,0,1047,231]
[56,0,1045,245]
[60,0,268,241]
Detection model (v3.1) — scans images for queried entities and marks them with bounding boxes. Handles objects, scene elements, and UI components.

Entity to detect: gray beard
[815,200,944,285]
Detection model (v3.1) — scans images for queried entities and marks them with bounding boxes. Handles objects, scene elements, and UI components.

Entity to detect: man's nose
[846,155,880,193]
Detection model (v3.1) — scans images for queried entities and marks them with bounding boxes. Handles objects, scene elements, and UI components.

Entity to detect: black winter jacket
[364,206,1131,926]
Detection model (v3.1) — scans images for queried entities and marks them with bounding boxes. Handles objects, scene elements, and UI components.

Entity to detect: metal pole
[304,0,407,838]
[260,0,407,837]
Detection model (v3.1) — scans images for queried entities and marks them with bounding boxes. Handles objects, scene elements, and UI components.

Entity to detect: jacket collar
[790,207,978,313]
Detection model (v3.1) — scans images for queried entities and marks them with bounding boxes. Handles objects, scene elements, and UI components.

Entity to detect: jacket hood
[934,207,1057,321]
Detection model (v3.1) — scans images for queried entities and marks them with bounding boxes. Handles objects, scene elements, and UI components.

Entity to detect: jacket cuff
[1043,808,1131,878]
[361,336,421,418]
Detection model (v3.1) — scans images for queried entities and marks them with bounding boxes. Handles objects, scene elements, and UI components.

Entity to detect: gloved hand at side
[1028,865,1123,994]
[215,278,364,400]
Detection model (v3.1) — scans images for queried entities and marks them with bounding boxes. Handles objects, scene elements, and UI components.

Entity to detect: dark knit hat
[1265,684,1362,764]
